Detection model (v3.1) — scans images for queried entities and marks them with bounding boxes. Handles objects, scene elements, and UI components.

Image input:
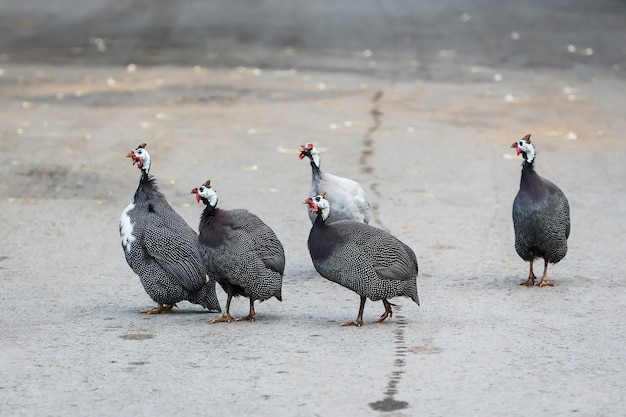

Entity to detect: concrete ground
[1,1,625,416]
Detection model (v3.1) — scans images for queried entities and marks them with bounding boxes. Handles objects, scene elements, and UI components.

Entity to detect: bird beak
[510,142,521,155]
[191,188,202,203]
[127,151,143,168]
[304,197,318,214]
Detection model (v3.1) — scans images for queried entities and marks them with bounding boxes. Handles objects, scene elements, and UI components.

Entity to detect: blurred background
[2,0,625,81]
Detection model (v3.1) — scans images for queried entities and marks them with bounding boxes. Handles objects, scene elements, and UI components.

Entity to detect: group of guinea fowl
[119,134,570,326]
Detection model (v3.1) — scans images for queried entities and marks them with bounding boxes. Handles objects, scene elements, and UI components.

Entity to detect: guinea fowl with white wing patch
[192,180,285,323]
[511,134,571,287]
[305,192,419,327]
[119,143,221,314]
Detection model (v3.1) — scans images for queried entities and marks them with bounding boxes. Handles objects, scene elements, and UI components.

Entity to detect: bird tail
[405,278,420,307]
[189,278,222,312]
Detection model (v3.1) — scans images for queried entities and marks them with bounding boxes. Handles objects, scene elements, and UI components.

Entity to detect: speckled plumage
[194,184,284,322]
[306,194,418,326]
[120,146,221,313]
[511,136,570,286]
[300,143,370,224]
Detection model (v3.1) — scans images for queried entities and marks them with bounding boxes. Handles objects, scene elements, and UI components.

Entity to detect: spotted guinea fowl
[299,143,370,224]
[511,134,570,287]
[119,143,221,314]
[192,180,285,323]
[305,193,419,326]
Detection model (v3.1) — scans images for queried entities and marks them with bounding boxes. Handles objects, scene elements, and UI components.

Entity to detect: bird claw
[519,278,536,286]
[211,314,234,323]
[236,315,256,322]
[375,311,393,323]
[536,279,554,287]
[140,303,176,314]
[341,321,363,327]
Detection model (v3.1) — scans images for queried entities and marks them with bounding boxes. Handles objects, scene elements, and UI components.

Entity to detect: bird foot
[140,303,176,314]
[341,320,363,327]
[375,311,393,323]
[536,279,554,287]
[519,277,536,286]
[236,315,256,322]
[211,314,234,323]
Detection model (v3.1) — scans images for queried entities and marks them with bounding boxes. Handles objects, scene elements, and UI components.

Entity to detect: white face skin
[197,184,218,207]
[311,194,330,220]
[309,145,321,168]
[516,139,536,164]
[133,146,151,171]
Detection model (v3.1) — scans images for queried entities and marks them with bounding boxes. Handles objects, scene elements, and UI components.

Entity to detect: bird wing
[143,209,206,292]
[370,241,417,281]
[332,222,417,281]
[229,209,286,274]
[545,179,571,239]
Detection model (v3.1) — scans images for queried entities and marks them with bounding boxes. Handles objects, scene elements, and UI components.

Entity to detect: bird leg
[141,303,176,314]
[519,259,538,286]
[211,294,234,323]
[341,296,366,327]
[536,258,554,287]
[375,299,396,323]
[236,299,256,322]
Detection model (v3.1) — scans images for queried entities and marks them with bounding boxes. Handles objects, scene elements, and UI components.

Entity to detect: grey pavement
[1,1,625,416]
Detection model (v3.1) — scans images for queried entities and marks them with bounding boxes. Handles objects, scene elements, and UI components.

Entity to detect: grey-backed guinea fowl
[511,135,570,287]
[305,193,419,326]
[192,180,285,323]
[299,143,370,224]
[119,144,221,314]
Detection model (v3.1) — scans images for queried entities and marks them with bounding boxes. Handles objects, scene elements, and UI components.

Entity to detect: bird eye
[315,196,320,202]
[518,141,524,147]
[199,186,204,192]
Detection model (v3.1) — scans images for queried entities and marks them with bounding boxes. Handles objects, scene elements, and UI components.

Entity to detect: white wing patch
[120,202,136,253]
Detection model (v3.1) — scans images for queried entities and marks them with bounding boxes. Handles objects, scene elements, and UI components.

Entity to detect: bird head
[304,197,318,214]
[299,143,317,160]
[510,134,535,163]
[127,143,150,171]
[299,143,321,168]
[191,180,218,207]
[304,192,329,219]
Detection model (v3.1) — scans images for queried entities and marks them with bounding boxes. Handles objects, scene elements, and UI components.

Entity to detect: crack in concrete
[360,90,386,231]
[369,305,410,412]
[361,91,411,412]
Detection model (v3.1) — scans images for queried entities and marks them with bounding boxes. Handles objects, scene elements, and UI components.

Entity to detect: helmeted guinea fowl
[299,143,370,224]
[119,143,221,314]
[511,134,571,287]
[192,180,285,323]
[305,193,419,326]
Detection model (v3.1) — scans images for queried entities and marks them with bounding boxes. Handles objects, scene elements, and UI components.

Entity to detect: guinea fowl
[511,134,571,287]
[119,143,221,314]
[305,193,419,326]
[192,180,285,323]
[299,143,370,224]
